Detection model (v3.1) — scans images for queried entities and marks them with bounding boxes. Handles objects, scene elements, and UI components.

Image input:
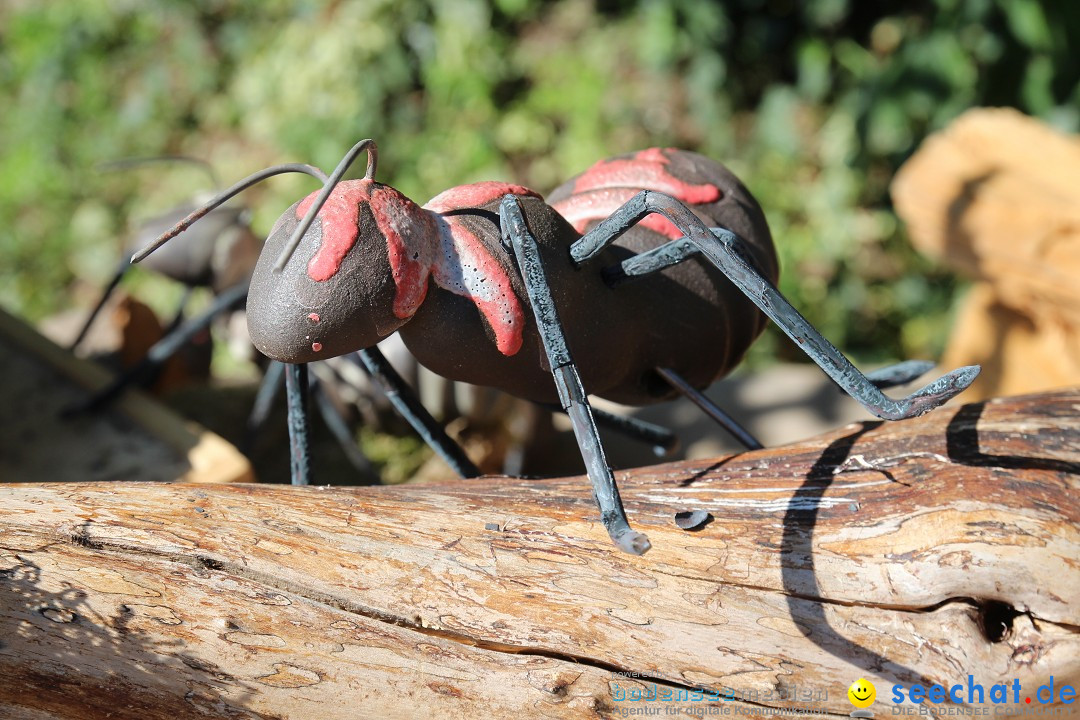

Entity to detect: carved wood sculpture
[1,389,1077,719]
[892,107,1080,400]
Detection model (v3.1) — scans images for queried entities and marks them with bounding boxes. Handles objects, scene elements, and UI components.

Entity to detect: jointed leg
[500,195,650,556]
[864,360,935,390]
[65,282,248,415]
[243,361,286,453]
[571,191,979,421]
[70,259,130,351]
[656,367,763,451]
[284,363,311,486]
[351,347,481,479]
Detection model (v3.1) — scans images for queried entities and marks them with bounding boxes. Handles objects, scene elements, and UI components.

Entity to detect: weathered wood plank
[1,390,1078,718]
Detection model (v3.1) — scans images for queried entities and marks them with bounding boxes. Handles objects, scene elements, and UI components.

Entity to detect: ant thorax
[422,181,544,357]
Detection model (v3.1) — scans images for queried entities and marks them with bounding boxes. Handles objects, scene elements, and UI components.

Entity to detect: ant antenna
[98,155,222,190]
[273,139,378,273]
[130,163,330,264]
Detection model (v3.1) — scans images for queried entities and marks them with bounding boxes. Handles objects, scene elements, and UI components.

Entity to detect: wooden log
[0,306,252,485]
[1,389,1078,719]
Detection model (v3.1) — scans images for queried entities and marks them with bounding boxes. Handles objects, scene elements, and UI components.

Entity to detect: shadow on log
[1,389,1078,718]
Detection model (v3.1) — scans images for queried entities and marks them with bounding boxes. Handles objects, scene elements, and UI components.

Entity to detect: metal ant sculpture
[66,158,398,481]
[134,139,980,555]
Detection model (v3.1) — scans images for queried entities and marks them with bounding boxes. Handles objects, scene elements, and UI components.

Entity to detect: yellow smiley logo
[848,678,876,708]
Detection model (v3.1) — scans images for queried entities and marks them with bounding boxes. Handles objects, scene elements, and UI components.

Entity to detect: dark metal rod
[864,360,935,390]
[69,260,129,351]
[601,236,699,287]
[64,283,248,415]
[353,346,481,479]
[131,163,329,264]
[541,402,679,456]
[285,363,312,486]
[571,191,979,421]
[309,375,378,483]
[656,367,763,451]
[501,195,650,556]
[242,360,286,454]
[275,139,378,272]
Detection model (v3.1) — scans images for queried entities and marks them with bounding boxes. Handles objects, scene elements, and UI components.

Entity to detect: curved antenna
[273,139,378,273]
[98,155,222,191]
[130,163,330,264]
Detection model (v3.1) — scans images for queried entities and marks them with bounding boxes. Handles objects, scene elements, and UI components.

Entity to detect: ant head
[130,205,259,291]
[246,172,434,364]
[131,139,428,365]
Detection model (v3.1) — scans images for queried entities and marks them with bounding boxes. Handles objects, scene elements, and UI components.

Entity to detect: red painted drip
[425,181,541,213]
[297,178,529,357]
[429,216,524,356]
[368,187,438,319]
[299,179,437,320]
[299,179,371,282]
[552,188,685,239]
[571,148,721,205]
[423,182,533,357]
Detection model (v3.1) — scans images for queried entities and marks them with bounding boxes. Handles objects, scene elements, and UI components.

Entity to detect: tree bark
[2,389,1078,719]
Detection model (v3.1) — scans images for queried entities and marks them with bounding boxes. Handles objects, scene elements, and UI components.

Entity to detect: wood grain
[2,389,1078,718]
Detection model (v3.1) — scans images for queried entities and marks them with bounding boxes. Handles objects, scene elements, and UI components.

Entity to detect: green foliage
[1,0,1076,365]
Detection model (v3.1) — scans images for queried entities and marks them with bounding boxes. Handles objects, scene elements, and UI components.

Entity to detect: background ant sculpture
[135,139,980,555]
[64,158,430,482]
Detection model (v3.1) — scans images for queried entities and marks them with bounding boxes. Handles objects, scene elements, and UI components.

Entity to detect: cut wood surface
[2,389,1078,719]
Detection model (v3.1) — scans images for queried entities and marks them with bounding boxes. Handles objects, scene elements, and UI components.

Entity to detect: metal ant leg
[571,191,980,421]
[243,361,286,453]
[244,360,379,482]
[864,360,934,390]
[352,347,481,479]
[64,282,248,415]
[500,195,651,556]
[284,363,312,486]
[605,230,935,397]
[655,368,763,451]
[539,403,679,456]
[70,259,129,351]
[309,372,379,483]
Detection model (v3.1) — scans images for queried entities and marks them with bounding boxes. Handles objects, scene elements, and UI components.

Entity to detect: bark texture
[1,389,1078,719]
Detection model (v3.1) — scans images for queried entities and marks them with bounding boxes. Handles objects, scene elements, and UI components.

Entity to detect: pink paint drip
[429,216,524,356]
[553,188,686,239]
[312,342,323,352]
[425,181,540,213]
[299,179,370,282]
[368,188,438,319]
[424,182,536,357]
[571,148,721,204]
[297,178,533,357]
[551,148,722,239]
[297,179,437,320]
